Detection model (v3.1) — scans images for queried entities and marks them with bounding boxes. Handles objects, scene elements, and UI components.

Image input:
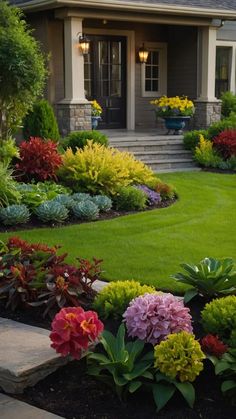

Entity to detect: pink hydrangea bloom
[50,307,104,359]
[123,293,192,345]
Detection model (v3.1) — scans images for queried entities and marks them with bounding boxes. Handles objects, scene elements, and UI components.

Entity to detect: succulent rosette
[50,307,104,359]
[123,292,192,345]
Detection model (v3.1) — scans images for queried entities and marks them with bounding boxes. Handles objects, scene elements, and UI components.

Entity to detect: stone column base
[193,100,222,130]
[56,102,92,137]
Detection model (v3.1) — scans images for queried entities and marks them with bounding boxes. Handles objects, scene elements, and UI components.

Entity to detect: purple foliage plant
[123,292,193,345]
[135,185,161,206]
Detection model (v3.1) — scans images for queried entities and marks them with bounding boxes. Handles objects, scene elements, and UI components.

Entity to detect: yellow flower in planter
[150,96,194,117]
[91,100,102,116]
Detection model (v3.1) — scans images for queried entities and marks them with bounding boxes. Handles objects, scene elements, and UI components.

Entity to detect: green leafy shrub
[72,192,91,202]
[61,130,108,151]
[172,257,236,303]
[0,137,19,166]
[212,348,236,404]
[217,156,236,171]
[183,130,209,150]
[53,194,75,210]
[201,296,236,347]
[72,200,99,220]
[91,195,112,212]
[16,182,71,210]
[93,280,155,319]
[113,186,147,211]
[221,91,236,117]
[0,204,30,225]
[23,100,60,141]
[58,141,156,195]
[0,163,22,207]
[208,113,236,139]
[36,181,71,196]
[35,201,69,223]
[87,324,153,399]
[194,135,222,168]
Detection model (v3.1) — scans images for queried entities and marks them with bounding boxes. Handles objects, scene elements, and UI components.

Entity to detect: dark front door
[84,35,126,129]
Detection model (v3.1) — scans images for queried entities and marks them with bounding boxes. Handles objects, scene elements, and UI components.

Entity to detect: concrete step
[131,150,192,160]
[147,159,197,171]
[0,394,64,419]
[157,167,201,173]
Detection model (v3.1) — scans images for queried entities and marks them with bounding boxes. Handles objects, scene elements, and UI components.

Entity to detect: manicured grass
[0,172,235,294]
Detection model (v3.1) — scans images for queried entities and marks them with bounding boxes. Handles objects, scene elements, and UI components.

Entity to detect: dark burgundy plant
[213,130,236,160]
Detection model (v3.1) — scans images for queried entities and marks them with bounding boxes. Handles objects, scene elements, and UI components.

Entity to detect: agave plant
[91,195,112,212]
[72,200,99,220]
[72,192,91,202]
[0,204,30,225]
[53,194,75,210]
[172,257,236,303]
[35,201,69,223]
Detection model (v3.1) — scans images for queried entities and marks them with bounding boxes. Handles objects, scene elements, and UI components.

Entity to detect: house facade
[10,0,236,135]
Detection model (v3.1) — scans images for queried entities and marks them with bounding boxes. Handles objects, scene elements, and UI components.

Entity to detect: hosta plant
[93,280,155,320]
[87,324,154,400]
[91,195,112,212]
[50,307,104,359]
[72,200,99,221]
[0,204,30,225]
[152,332,205,412]
[201,296,236,347]
[208,348,236,404]
[124,293,192,345]
[35,201,69,223]
[172,257,236,303]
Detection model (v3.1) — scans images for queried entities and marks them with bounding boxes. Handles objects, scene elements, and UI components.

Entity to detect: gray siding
[217,21,236,41]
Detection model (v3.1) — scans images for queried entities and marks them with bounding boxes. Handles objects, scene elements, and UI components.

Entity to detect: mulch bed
[0,198,176,233]
[0,296,235,419]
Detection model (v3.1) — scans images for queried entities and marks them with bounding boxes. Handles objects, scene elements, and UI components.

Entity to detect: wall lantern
[77,33,90,55]
[138,43,149,64]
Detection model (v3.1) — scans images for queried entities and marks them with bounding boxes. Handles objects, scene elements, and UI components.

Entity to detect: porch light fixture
[77,33,90,55]
[138,43,149,64]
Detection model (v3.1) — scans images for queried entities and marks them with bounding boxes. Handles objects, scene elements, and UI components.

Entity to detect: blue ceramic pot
[91,116,101,130]
[163,116,190,135]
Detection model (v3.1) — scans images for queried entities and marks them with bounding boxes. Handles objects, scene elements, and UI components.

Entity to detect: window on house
[215,46,232,98]
[141,43,167,97]
[84,49,93,99]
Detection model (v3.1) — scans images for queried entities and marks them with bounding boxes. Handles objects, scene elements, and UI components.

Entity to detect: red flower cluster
[15,137,62,181]
[50,307,104,359]
[201,334,228,358]
[213,130,236,160]
[7,236,58,254]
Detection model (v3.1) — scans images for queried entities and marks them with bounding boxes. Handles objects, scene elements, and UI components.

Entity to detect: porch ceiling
[11,0,236,19]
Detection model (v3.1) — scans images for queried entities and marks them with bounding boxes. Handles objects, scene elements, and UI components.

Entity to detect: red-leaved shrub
[200,334,228,358]
[213,130,236,160]
[16,137,62,181]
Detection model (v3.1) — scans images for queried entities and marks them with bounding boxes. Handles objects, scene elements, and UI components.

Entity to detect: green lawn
[0,171,235,294]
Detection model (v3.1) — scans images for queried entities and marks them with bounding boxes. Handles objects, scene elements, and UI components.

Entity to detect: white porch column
[64,17,86,102]
[198,26,217,102]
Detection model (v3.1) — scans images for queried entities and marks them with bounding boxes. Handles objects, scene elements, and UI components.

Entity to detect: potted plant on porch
[151,96,195,135]
[91,100,102,130]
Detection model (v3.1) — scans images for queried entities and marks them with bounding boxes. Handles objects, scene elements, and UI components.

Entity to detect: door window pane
[215,47,231,98]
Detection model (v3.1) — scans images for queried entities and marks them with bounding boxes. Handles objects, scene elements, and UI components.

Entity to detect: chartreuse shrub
[58,141,155,195]
[93,280,155,319]
[0,163,22,207]
[172,257,236,303]
[0,137,19,166]
[183,130,209,151]
[0,204,30,225]
[61,130,108,151]
[23,99,60,141]
[113,186,147,211]
[72,200,99,221]
[194,135,222,168]
[153,332,205,411]
[35,201,69,223]
[91,195,112,212]
[201,296,236,347]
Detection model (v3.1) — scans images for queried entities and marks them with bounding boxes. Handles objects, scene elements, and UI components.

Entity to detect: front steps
[109,134,198,173]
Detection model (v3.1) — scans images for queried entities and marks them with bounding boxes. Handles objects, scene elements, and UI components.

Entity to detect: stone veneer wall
[56,102,92,137]
[193,100,222,129]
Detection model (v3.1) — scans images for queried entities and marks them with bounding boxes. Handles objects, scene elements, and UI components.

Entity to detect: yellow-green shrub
[58,141,156,195]
[93,280,155,319]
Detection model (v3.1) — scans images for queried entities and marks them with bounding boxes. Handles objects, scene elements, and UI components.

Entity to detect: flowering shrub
[135,185,161,206]
[213,130,236,160]
[50,307,104,359]
[58,141,156,195]
[16,137,62,181]
[154,332,205,382]
[150,96,194,117]
[91,100,102,117]
[123,293,192,345]
[93,280,155,319]
[0,236,102,316]
[201,334,228,358]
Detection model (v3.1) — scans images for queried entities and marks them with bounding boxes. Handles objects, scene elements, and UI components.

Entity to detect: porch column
[194,26,221,129]
[56,16,91,136]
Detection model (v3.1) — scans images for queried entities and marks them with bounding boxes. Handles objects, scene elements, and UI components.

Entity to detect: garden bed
[0,299,234,419]
[0,198,176,233]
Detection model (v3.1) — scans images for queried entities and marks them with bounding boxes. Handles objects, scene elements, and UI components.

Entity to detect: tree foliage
[0,1,47,139]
